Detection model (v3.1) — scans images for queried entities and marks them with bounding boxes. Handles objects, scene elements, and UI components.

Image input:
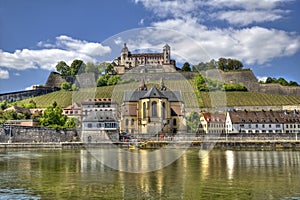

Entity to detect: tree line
[260,77,299,86]
[181,58,244,72]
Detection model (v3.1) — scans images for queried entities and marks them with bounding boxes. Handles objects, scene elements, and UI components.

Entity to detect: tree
[65,117,80,128]
[194,74,207,91]
[56,61,70,76]
[107,75,120,85]
[39,102,67,128]
[0,100,8,110]
[97,75,108,87]
[218,58,243,71]
[85,62,99,73]
[70,59,85,76]
[105,64,114,74]
[61,81,71,91]
[186,111,200,133]
[71,83,77,91]
[22,100,37,109]
[182,62,191,71]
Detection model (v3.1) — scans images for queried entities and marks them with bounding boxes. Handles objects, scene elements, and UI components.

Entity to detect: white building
[226,110,284,134]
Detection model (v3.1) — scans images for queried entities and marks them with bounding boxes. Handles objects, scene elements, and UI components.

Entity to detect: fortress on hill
[112,43,177,74]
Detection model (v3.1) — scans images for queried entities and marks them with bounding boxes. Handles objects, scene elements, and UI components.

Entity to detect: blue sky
[0,0,299,93]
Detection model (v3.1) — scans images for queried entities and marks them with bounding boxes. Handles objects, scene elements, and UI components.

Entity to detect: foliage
[107,75,120,86]
[85,62,99,73]
[56,61,70,76]
[182,62,191,71]
[39,102,67,128]
[0,100,8,110]
[186,111,200,133]
[22,100,37,109]
[105,64,114,74]
[65,117,80,128]
[192,59,217,71]
[263,77,299,86]
[224,83,247,91]
[218,58,243,71]
[61,81,71,91]
[55,59,85,76]
[71,83,77,91]
[97,75,108,87]
[70,59,85,76]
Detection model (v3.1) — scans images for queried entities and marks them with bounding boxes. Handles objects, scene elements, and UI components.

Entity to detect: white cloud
[13,72,20,76]
[213,9,286,26]
[135,0,292,26]
[132,0,300,65]
[257,76,268,82]
[150,19,300,65]
[0,36,111,71]
[0,69,9,79]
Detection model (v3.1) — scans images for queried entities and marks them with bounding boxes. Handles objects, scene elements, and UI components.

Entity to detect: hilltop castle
[113,43,177,74]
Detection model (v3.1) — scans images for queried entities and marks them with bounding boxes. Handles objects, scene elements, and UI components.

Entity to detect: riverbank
[1,140,300,150]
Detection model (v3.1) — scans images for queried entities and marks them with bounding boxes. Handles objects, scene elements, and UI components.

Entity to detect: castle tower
[163,44,170,64]
[121,43,129,65]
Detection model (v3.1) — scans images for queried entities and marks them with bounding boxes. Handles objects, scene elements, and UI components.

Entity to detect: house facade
[225,110,300,134]
[199,113,226,134]
[121,82,185,135]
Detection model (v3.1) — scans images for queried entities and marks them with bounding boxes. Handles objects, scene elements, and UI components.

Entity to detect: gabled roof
[123,88,183,102]
[202,113,226,123]
[228,110,285,124]
[141,86,167,99]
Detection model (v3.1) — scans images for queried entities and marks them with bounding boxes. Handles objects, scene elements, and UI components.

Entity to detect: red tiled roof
[202,113,225,123]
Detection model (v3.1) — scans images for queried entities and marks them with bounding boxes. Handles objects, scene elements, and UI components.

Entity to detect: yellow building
[121,81,185,135]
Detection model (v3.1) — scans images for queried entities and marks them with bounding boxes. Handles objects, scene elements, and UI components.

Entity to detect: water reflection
[0,149,300,199]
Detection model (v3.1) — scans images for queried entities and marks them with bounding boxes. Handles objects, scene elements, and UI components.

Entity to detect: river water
[0,148,299,200]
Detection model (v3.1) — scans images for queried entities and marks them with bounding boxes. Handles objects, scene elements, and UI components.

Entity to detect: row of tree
[194,74,247,92]
[261,77,299,86]
[0,100,78,128]
[191,58,243,72]
[56,60,114,76]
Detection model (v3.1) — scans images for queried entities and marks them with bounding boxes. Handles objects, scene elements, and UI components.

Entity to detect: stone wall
[45,72,75,88]
[0,87,59,103]
[0,126,79,143]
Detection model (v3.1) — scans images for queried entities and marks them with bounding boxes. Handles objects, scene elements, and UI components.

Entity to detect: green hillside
[15,80,300,108]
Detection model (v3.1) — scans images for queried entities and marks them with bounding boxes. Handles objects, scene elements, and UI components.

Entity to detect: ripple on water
[0,188,40,200]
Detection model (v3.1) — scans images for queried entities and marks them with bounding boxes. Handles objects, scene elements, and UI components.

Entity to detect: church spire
[139,79,147,91]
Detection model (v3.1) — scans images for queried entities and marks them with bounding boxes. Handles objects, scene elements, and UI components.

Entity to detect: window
[162,102,166,119]
[87,123,92,128]
[143,102,146,119]
[125,119,129,126]
[131,119,134,126]
[276,124,280,128]
[262,124,265,128]
[269,124,272,128]
[152,101,157,117]
[256,124,258,128]
[173,118,177,126]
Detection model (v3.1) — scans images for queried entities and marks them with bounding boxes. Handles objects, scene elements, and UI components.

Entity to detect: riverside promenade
[1,137,300,150]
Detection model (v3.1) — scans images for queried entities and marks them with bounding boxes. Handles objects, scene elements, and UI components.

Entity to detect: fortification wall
[0,126,79,143]
[0,87,59,103]
[259,84,300,96]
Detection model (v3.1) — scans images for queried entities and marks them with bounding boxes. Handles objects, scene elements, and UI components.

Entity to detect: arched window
[162,102,166,119]
[152,101,157,117]
[125,119,129,126]
[131,119,134,126]
[173,118,177,126]
[143,102,146,119]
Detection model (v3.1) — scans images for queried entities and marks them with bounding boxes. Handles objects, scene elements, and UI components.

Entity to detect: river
[0,148,299,199]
